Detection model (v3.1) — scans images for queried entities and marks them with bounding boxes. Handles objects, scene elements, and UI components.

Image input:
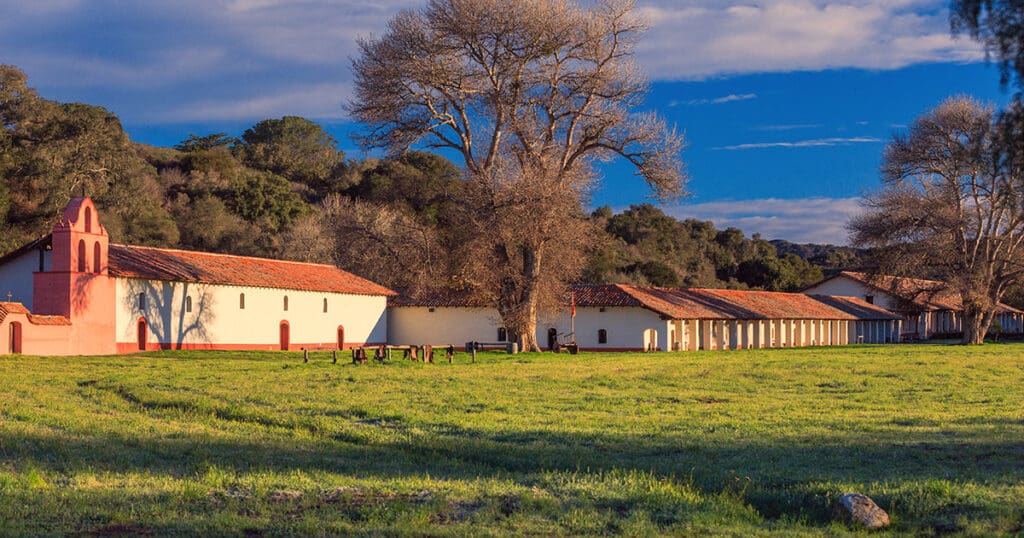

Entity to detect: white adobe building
[803,271,1024,339]
[0,198,392,355]
[389,284,903,351]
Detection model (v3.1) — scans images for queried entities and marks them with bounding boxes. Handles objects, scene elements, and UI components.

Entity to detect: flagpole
[570,291,576,344]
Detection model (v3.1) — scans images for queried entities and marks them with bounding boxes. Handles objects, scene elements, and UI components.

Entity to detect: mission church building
[0,198,392,355]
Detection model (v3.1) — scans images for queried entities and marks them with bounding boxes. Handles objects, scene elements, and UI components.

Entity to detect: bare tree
[282,195,444,294]
[849,97,1024,344]
[350,0,686,350]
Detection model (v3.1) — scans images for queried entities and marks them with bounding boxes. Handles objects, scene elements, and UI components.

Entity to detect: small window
[323,298,328,313]
[598,329,608,344]
[239,293,245,309]
[185,296,192,313]
[865,295,874,305]
[283,296,289,311]
[77,240,86,272]
[138,292,146,310]
[84,207,92,233]
[497,327,507,342]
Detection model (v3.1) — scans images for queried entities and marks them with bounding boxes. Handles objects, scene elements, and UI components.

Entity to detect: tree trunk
[961,305,994,345]
[517,244,543,353]
[494,242,545,353]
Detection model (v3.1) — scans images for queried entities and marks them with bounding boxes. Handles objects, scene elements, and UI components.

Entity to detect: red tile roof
[0,302,72,326]
[391,284,902,321]
[829,271,1022,314]
[108,244,395,296]
[617,285,901,321]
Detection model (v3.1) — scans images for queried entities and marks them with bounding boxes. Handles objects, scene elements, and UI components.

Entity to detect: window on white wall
[598,329,607,344]
[323,298,328,313]
[239,293,245,309]
[497,328,507,342]
[185,296,192,313]
[138,293,145,310]
[283,296,289,311]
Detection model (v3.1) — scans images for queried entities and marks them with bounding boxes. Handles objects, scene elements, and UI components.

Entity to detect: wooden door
[280,321,290,351]
[137,319,147,351]
[9,322,21,354]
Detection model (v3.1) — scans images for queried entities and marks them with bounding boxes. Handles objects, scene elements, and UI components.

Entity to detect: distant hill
[769,240,865,273]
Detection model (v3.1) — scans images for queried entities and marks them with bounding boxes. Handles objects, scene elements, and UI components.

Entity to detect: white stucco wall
[0,249,51,307]
[538,307,669,350]
[388,305,669,350]
[388,307,504,346]
[803,277,900,312]
[115,278,387,349]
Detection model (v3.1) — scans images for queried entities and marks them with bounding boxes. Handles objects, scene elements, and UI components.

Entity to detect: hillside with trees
[1,63,853,299]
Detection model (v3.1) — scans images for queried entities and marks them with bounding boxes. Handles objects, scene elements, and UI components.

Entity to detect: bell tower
[33,198,115,354]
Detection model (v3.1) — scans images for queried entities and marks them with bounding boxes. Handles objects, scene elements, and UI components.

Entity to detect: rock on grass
[833,493,890,529]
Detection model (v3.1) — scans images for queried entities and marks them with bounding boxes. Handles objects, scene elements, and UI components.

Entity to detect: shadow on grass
[3,413,1023,533]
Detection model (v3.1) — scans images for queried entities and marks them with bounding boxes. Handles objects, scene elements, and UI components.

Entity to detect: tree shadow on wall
[120,279,215,349]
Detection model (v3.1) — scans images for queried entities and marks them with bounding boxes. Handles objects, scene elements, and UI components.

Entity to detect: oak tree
[350,0,686,350]
[849,97,1024,344]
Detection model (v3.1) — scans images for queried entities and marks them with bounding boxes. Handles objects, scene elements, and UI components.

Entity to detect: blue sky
[0,0,1011,244]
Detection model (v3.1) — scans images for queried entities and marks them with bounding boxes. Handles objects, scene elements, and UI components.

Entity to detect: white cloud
[714,136,883,150]
[751,123,824,131]
[668,197,863,244]
[0,0,987,124]
[679,93,758,106]
[154,82,353,122]
[637,0,982,80]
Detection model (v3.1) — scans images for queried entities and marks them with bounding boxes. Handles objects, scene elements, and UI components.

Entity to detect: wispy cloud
[714,136,883,151]
[677,93,758,106]
[638,1,982,80]
[751,123,823,131]
[667,197,862,244]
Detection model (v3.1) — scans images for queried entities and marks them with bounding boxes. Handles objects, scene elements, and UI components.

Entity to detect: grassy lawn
[1,345,1022,536]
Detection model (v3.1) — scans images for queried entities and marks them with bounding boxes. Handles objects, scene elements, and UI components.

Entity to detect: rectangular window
[598,329,608,344]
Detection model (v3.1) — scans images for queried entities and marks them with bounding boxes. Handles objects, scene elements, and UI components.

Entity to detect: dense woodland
[0,64,857,294]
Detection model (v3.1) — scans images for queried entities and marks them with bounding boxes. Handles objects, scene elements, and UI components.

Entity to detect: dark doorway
[280,321,290,351]
[9,322,22,354]
[137,319,147,351]
[547,328,557,351]
[337,326,345,350]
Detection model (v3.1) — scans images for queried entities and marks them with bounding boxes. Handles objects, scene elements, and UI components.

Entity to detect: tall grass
[0,345,1022,535]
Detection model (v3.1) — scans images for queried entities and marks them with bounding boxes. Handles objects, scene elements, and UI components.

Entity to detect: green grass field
[1,345,1022,536]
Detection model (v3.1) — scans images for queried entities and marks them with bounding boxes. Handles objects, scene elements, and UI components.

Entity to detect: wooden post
[303,349,309,363]
[424,345,433,363]
[332,350,337,364]
[471,346,476,363]
[446,345,454,363]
